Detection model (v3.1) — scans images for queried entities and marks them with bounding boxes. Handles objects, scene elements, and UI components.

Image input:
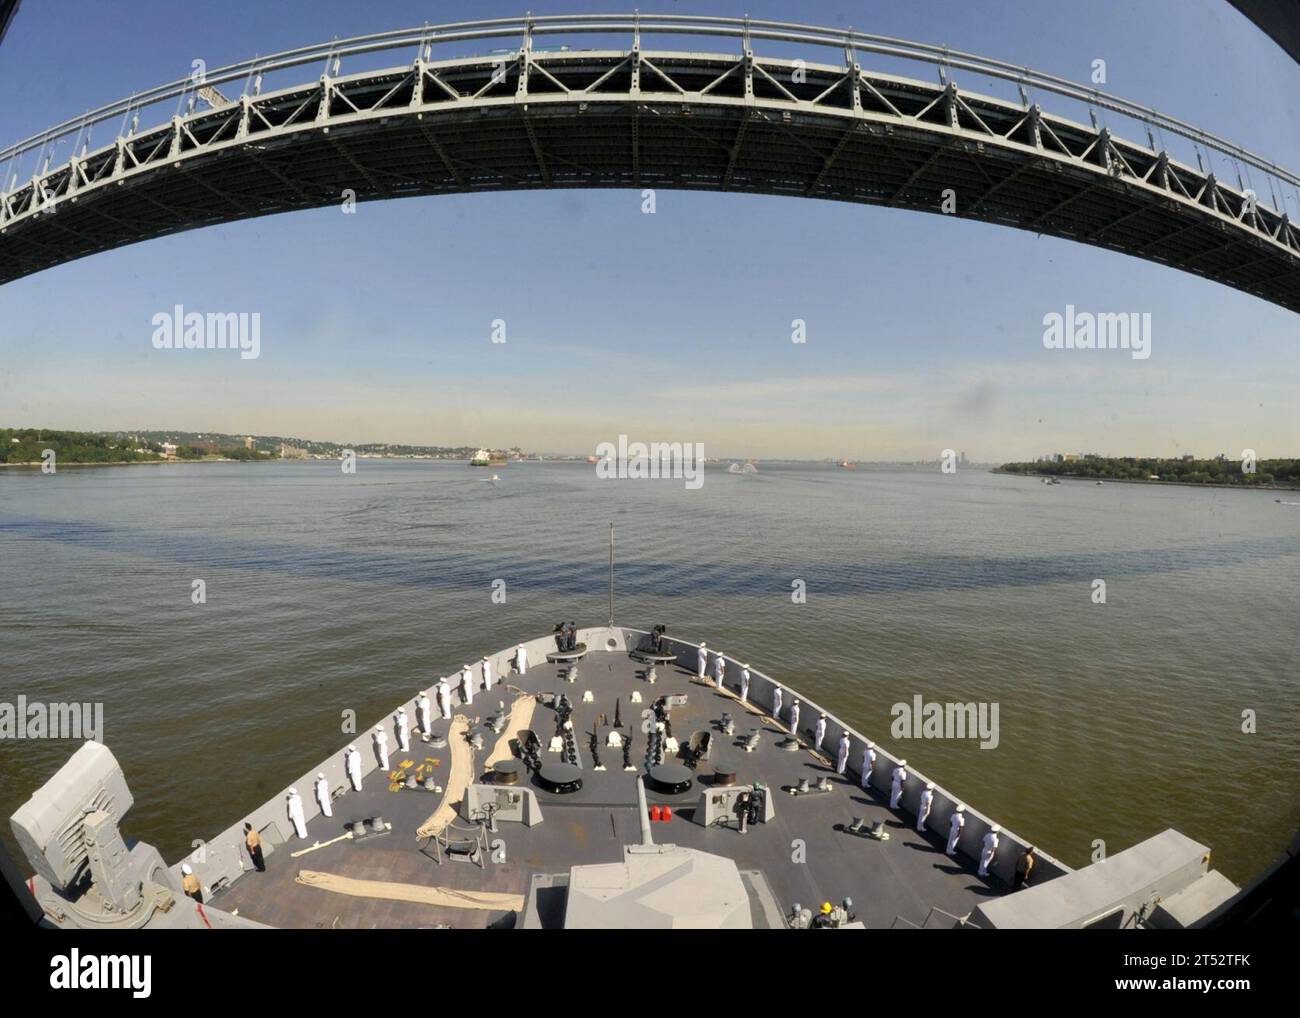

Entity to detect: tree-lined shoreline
[997,456,1300,490]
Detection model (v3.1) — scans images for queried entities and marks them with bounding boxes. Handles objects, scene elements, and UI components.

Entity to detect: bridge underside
[2,51,1297,312]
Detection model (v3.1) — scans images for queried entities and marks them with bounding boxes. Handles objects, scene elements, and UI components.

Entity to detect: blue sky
[1,0,1297,460]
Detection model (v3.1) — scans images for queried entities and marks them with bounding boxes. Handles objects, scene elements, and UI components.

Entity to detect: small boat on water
[728,461,758,475]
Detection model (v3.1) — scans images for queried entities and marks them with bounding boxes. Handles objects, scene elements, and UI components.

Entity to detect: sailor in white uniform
[516,643,528,675]
[286,787,307,839]
[436,678,451,720]
[946,804,966,856]
[979,824,1001,877]
[890,759,908,809]
[772,685,783,720]
[395,707,409,752]
[739,664,750,704]
[917,781,935,832]
[314,772,332,818]
[373,724,389,771]
[345,745,363,791]
[697,643,708,679]
[460,664,474,706]
[788,699,801,738]
[813,714,827,753]
[835,731,850,775]
[482,656,494,691]
[712,653,726,689]
[416,691,432,736]
[861,741,876,789]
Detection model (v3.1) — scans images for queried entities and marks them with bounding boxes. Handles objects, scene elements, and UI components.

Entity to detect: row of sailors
[275,644,536,842]
[697,642,1011,881]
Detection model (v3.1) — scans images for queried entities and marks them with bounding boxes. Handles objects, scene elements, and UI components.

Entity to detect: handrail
[3,12,1297,197]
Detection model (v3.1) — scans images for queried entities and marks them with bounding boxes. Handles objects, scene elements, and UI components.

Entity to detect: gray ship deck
[211,650,1008,928]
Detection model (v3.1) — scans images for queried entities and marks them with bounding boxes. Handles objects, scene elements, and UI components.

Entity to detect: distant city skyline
[1,0,1297,460]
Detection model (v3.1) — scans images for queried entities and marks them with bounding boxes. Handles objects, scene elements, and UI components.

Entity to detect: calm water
[1,460,1297,885]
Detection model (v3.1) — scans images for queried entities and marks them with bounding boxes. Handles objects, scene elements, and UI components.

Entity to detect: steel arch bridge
[2,14,1299,312]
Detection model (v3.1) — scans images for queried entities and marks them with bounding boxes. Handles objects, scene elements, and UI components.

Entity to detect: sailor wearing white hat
[314,772,332,818]
[712,653,726,689]
[482,656,494,691]
[460,664,474,706]
[286,787,308,839]
[416,691,432,736]
[814,714,828,753]
[917,781,935,832]
[738,664,750,704]
[890,759,908,809]
[861,741,876,789]
[395,707,410,752]
[772,685,783,720]
[979,824,1001,877]
[436,677,451,720]
[789,699,801,738]
[181,862,202,902]
[835,731,851,775]
[947,804,966,856]
[345,745,363,791]
[373,724,390,771]
[516,643,528,675]
[697,643,708,680]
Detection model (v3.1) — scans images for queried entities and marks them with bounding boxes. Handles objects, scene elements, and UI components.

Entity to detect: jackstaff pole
[608,523,614,627]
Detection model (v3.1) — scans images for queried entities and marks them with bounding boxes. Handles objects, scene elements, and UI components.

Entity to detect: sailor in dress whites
[772,685,783,720]
[416,691,432,736]
[712,653,726,689]
[861,741,876,789]
[373,724,390,771]
[697,643,709,679]
[345,745,363,791]
[813,714,828,753]
[482,656,494,692]
[890,759,908,809]
[436,678,451,720]
[516,643,528,675]
[739,664,750,704]
[979,824,1001,877]
[835,731,851,775]
[460,664,474,706]
[314,772,332,818]
[916,781,935,832]
[395,707,410,752]
[788,699,801,738]
[286,787,308,839]
[947,804,966,855]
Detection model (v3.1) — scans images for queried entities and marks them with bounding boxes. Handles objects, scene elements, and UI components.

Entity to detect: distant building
[161,443,178,458]
[244,436,255,450]
[279,443,307,460]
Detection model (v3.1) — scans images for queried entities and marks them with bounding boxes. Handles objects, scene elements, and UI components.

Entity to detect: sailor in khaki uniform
[181,863,203,902]
[244,823,265,871]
